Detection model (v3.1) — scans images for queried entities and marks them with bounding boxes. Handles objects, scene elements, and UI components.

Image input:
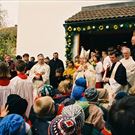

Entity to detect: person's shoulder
[49,59,54,62]
[58,59,64,63]
[10,76,18,81]
[118,62,126,71]
[44,63,50,68]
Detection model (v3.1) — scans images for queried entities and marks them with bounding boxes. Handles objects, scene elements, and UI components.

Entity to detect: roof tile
[65,5,135,23]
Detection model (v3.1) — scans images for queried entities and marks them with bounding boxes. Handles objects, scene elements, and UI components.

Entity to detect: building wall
[17,1,127,62]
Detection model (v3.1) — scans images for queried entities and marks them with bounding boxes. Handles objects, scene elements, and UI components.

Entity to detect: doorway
[79,30,132,53]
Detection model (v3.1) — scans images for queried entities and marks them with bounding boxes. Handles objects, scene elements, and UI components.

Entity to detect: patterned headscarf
[62,104,85,130]
[49,115,76,135]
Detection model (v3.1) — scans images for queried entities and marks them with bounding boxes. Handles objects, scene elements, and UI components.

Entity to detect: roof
[65,2,135,23]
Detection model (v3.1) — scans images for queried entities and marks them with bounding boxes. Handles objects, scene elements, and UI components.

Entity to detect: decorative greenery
[64,22,135,61]
[0,26,17,60]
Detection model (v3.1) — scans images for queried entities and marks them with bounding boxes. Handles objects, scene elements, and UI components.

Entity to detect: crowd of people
[0,34,135,135]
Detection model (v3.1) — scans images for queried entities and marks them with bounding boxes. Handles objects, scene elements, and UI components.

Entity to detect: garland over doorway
[64,2,135,61]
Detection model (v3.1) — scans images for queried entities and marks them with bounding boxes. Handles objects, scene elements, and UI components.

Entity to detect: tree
[0,4,7,27]
[0,26,17,60]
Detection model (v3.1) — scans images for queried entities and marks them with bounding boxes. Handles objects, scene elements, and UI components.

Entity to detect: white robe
[29,63,50,99]
[74,62,96,88]
[29,63,50,84]
[120,57,135,86]
[10,76,33,117]
[95,61,103,83]
[103,56,112,70]
[0,83,12,107]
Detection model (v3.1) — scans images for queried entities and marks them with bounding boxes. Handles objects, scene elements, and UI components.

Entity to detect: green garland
[64,22,135,61]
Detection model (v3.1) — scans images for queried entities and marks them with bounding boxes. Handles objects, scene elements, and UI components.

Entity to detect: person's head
[4,55,11,62]
[128,86,135,96]
[93,54,101,62]
[0,114,26,135]
[67,60,74,68]
[131,35,135,46]
[95,49,99,54]
[97,88,109,100]
[53,52,58,59]
[83,57,88,63]
[72,85,85,100]
[40,84,55,97]
[58,80,72,95]
[72,78,86,100]
[90,51,96,58]
[75,77,86,88]
[0,62,10,78]
[108,96,135,135]
[37,54,45,65]
[102,50,108,58]
[55,68,63,77]
[49,115,77,135]
[109,51,119,63]
[84,88,99,102]
[16,55,22,60]
[74,55,80,63]
[15,59,26,73]
[44,56,50,64]
[121,47,131,59]
[22,53,29,62]
[33,96,55,117]
[79,57,85,65]
[30,56,35,62]
[62,104,85,134]
[6,94,28,116]
[114,92,128,101]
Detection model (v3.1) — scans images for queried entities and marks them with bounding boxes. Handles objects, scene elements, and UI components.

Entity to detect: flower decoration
[106,25,109,29]
[67,26,72,32]
[90,61,96,69]
[68,39,71,43]
[113,25,118,30]
[120,24,124,28]
[99,25,104,31]
[77,27,81,31]
[83,28,86,31]
[129,24,132,28]
[92,26,96,29]
[73,28,76,31]
[87,26,91,30]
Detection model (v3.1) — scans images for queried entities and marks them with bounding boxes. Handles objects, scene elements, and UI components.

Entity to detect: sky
[0,0,132,27]
[0,1,19,26]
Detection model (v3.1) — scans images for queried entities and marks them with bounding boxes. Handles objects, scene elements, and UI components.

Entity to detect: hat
[75,77,86,88]
[128,86,135,96]
[80,47,90,60]
[85,104,105,130]
[115,92,128,100]
[62,104,85,129]
[85,88,99,102]
[97,89,108,99]
[71,85,85,100]
[0,114,26,135]
[6,94,28,116]
[40,84,55,97]
[49,115,76,135]
[33,96,54,117]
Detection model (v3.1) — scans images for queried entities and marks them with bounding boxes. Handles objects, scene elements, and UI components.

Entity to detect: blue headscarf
[0,114,26,135]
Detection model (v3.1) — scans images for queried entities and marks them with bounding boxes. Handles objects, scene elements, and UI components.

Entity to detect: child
[63,61,76,81]
[84,88,105,130]
[30,96,64,135]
